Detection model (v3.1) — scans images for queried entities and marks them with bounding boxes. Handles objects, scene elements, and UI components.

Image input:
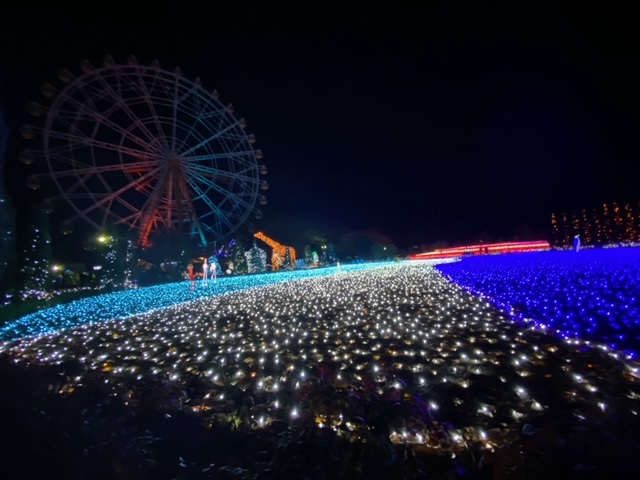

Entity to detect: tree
[282,247,293,271]
[231,239,248,274]
[303,244,313,268]
[121,235,137,288]
[319,245,328,266]
[97,232,119,288]
[18,204,53,294]
[208,255,222,275]
[325,243,338,264]
[245,241,266,273]
[370,242,385,260]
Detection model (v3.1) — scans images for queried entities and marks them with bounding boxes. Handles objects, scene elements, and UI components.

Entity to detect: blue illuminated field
[2,259,640,478]
[0,262,394,342]
[436,247,640,355]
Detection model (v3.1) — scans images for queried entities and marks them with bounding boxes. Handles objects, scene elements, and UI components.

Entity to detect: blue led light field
[436,247,640,355]
[0,262,394,342]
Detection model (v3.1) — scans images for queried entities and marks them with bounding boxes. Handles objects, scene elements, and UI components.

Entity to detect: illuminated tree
[602,203,613,242]
[232,240,248,275]
[325,243,339,264]
[18,204,53,294]
[623,201,634,243]
[593,208,604,244]
[612,200,625,242]
[571,211,580,239]
[120,232,137,288]
[580,209,593,245]
[97,232,119,287]
[245,241,266,273]
[550,212,560,247]
[561,212,571,247]
[636,200,640,241]
[303,244,314,268]
[282,247,293,271]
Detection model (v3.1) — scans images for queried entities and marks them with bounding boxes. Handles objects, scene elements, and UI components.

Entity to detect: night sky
[1,1,638,257]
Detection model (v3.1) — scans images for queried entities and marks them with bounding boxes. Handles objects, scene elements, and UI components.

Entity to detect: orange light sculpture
[254,231,296,270]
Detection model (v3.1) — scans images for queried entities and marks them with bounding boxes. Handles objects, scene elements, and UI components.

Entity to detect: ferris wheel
[20,55,268,247]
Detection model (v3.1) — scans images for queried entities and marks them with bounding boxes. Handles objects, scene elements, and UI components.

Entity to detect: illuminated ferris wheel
[21,55,268,247]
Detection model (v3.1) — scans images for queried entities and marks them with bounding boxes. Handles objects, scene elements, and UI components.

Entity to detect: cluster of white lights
[0,262,395,341]
[1,260,638,454]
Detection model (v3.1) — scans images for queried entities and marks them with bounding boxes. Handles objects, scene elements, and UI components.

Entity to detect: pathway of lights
[0,262,396,341]
[437,247,640,356]
[1,261,639,455]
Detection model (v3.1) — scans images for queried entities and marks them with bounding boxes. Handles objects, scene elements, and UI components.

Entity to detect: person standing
[187,263,196,290]
[573,234,581,252]
[202,258,208,286]
[210,261,217,283]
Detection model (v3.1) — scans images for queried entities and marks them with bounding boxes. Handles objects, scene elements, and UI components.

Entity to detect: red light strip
[409,240,550,260]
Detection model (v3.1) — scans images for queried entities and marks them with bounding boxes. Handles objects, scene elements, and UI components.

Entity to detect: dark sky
[1,1,638,256]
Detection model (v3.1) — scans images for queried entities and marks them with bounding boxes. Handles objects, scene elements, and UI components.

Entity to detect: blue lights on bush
[436,247,640,355]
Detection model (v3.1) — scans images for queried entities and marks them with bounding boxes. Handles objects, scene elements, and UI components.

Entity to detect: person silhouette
[202,258,208,286]
[210,261,217,283]
[573,234,581,252]
[187,263,196,290]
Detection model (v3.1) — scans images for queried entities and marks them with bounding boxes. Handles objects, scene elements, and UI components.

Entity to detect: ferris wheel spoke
[194,110,228,139]
[82,79,160,148]
[46,130,154,161]
[185,163,256,184]
[175,81,201,108]
[200,108,227,121]
[56,86,157,152]
[187,171,255,213]
[56,172,94,201]
[182,150,255,163]
[47,150,93,170]
[115,210,143,228]
[48,161,157,178]
[112,195,155,228]
[174,106,227,153]
[55,105,104,124]
[178,122,244,157]
[171,77,179,152]
[188,180,236,232]
[64,167,162,223]
[185,170,231,201]
[151,70,177,101]
[133,70,170,151]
